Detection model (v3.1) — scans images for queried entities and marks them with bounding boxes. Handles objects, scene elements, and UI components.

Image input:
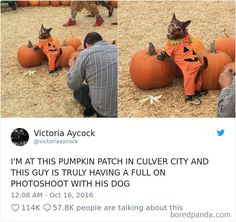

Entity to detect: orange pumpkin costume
[38,37,61,71]
[165,35,202,96]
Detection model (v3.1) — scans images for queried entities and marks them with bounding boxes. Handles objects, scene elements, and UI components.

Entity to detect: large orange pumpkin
[17,41,43,68]
[29,1,39,6]
[50,1,60,6]
[68,51,81,67]
[77,44,84,51]
[191,36,205,53]
[221,62,235,73]
[130,43,175,90]
[197,43,232,90]
[58,43,75,67]
[65,37,82,50]
[61,0,70,6]
[17,1,29,7]
[215,30,235,61]
[39,0,50,6]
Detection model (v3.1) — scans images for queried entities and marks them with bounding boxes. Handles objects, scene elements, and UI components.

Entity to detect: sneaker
[63,18,76,27]
[185,96,201,105]
[93,17,104,26]
[195,88,208,97]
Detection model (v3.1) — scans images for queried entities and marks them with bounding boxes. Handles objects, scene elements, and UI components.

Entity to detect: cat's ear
[172,13,177,21]
[47,28,52,33]
[41,24,44,28]
[183,20,191,28]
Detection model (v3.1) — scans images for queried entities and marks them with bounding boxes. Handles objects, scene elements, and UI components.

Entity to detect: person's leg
[84,2,104,26]
[74,84,97,117]
[99,1,113,17]
[63,1,83,27]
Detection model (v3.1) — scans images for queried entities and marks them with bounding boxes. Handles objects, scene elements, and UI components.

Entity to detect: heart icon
[11,204,20,212]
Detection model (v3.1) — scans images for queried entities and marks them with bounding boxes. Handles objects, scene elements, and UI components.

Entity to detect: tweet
[0,118,235,222]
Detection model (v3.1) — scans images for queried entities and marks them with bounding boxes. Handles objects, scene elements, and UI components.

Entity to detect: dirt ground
[1,3,117,117]
[118,1,235,117]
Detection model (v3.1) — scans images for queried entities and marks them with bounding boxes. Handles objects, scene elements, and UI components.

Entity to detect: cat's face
[167,14,191,40]
[39,24,52,39]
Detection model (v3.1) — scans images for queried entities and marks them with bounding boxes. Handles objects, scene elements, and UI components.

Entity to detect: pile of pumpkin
[16,1,71,7]
[130,32,235,90]
[16,1,118,8]
[17,36,84,68]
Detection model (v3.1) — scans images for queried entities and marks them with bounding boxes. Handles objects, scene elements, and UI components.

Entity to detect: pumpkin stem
[28,40,33,48]
[210,41,217,53]
[223,28,229,38]
[63,40,67,46]
[148,42,157,56]
[112,40,116,45]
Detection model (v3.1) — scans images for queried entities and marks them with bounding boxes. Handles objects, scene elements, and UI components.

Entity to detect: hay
[118,1,235,117]
[1,5,117,117]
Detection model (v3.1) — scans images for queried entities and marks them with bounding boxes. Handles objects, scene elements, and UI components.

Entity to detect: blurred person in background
[217,67,235,117]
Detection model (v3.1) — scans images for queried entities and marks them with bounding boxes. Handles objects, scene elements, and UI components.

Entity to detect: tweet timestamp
[11,192,94,199]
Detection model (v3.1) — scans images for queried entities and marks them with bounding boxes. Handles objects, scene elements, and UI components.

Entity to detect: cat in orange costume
[157,14,208,105]
[35,25,62,74]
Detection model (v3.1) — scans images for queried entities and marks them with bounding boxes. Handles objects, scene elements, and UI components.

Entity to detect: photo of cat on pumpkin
[157,13,208,105]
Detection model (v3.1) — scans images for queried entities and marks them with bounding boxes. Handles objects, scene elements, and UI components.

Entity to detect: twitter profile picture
[11,128,29,146]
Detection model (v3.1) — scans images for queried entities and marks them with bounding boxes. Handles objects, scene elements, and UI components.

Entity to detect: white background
[0,118,235,222]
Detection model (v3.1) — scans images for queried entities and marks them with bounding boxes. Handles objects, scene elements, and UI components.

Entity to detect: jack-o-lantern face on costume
[47,42,58,52]
[183,46,199,62]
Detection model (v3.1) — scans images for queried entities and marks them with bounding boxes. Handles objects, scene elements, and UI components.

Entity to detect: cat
[157,14,208,105]
[34,24,62,74]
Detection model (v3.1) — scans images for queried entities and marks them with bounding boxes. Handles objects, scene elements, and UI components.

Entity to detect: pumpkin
[17,1,29,7]
[58,42,75,67]
[17,41,43,68]
[197,42,232,90]
[50,1,60,6]
[39,1,50,6]
[65,37,82,50]
[29,1,39,6]
[77,44,84,51]
[68,51,81,67]
[191,36,205,53]
[215,29,235,61]
[221,62,235,73]
[130,43,175,89]
[61,0,70,6]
